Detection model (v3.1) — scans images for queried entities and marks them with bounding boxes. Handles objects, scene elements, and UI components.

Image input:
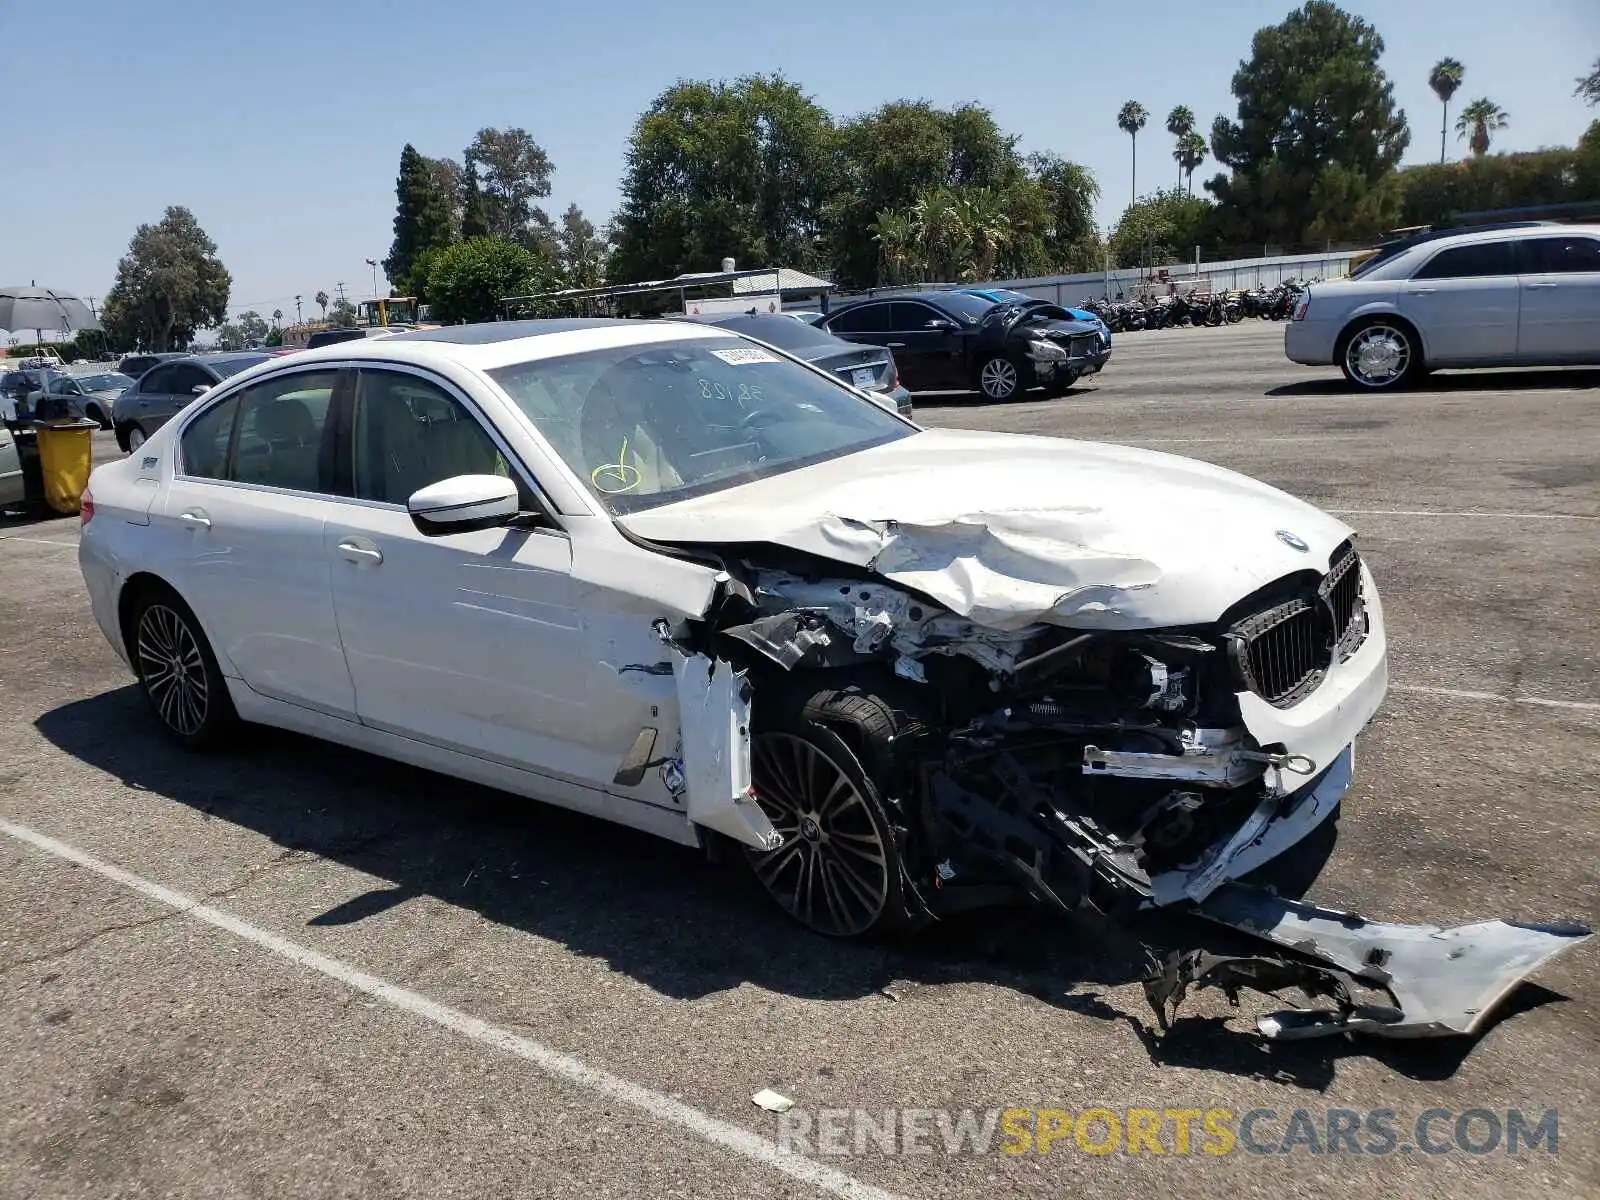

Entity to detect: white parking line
[1390,684,1600,714]
[1330,508,1598,522]
[0,535,80,548]
[0,817,896,1200]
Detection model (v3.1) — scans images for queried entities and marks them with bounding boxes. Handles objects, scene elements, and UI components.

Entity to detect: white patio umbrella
[0,285,101,353]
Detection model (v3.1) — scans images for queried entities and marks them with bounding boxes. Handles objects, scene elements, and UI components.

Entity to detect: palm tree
[1456,97,1509,158]
[1428,58,1465,163]
[911,188,967,282]
[955,188,1011,282]
[1577,57,1600,106]
[271,308,283,328]
[870,209,919,284]
[314,290,329,319]
[1165,106,1195,187]
[1117,101,1149,204]
[1174,132,1208,196]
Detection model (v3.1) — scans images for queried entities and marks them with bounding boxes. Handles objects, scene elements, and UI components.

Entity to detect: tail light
[885,354,899,390]
[79,485,94,525]
[1291,292,1311,321]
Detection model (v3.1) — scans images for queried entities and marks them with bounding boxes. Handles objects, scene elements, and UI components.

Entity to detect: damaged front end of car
[657,532,1588,1043]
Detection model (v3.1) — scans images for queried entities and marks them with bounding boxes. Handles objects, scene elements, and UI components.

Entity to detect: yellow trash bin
[36,418,98,516]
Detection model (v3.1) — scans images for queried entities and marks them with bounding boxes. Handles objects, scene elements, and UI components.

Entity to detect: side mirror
[407,473,520,536]
[191,384,212,396]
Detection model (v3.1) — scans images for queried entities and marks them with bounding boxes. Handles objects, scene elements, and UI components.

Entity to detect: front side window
[140,365,178,393]
[1413,241,1517,280]
[489,335,914,514]
[890,302,946,330]
[166,365,213,397]
[350,369,524,507]
[1522,236,1600,274]
[179,370,338,490]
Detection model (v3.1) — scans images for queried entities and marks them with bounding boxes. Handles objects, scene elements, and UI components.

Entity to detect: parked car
[0,420,22,508]
[956,287,1113,349]
[1285,222,1600,389]
[26,370,134,428]
[116,351,188,380]
[683,312,913,416]
[820,290,1109,400]
[111,352,274,451]
[305,327,399,350]
[76,317,1587,1041]
[17,353,64,370]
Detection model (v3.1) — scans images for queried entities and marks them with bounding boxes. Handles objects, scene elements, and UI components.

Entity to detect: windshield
[211,354,271,379]
[925,291,1000,323]
[77,373,133,391]
[488,335,914,514]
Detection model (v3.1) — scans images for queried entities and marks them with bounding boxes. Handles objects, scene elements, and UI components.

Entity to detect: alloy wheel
[746,732,891,936]
[136,603,209,736]
[128,426,146,450]
[978,357,1019,400]
[1344,325,1411,388]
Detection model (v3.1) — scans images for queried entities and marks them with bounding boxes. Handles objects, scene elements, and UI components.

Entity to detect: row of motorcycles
[1079,278,1317,333]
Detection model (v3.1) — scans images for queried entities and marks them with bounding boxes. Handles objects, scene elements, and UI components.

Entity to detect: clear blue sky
[5,0,1596,328]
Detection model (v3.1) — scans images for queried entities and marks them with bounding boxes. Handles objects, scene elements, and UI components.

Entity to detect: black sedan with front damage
[819,289,1110,400]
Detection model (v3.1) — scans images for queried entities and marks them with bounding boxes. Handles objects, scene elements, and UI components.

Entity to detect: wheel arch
[1334,307,1429,369]
[116,572,238,679]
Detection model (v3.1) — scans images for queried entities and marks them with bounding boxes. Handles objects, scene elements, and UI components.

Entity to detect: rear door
[888,301,965,389]
[126,364,179,430]
[1516,234,1600,364]
[1399,239,1519,365]
[153,363,217,430]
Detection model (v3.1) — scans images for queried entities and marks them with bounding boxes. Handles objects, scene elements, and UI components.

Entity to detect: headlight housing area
[1026,337,1068,361]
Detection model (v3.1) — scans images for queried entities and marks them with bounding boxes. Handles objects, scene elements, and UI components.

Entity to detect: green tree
[1456,97,1509,157]
[425,236,552,324]
[271,308,283,327]
[463,127,557,253]
[1576,57,1600,106]
[1109,188,1215,268]
[1165,105,1196,187]
[555,203,609,289]
[610,75,836,284]
[1117,101,1148,204]
[384,143,457,295]
[1428,58,1465,163]
[328,298,358,326]
[265,327,283,347]
[313,290,329,319]
[426,155,464,241]
[99,205,231,351]
[1023,153,1101,274]
[1174,132,1208,196]
[1208,1,1409,247]
[215,322,244,351]
[237,310,268,345]
[870,209,922,284]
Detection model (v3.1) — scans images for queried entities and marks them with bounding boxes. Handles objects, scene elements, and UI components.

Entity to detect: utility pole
[295,295,303,324]
[334,281,347,303]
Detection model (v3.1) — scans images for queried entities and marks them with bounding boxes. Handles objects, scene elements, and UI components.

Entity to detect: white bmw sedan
[77,318,1585,1039]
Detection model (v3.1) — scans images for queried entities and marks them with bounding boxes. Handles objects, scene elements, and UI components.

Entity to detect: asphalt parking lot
[2,319,1596,1199]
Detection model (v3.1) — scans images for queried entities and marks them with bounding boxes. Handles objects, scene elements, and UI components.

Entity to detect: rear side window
[140,365,178,393]
[827,304,890,334]
[179,370,339,491]
[1413,241,1517,280]
[1522,236,1600,273]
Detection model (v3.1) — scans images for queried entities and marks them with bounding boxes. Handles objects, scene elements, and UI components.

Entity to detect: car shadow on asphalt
[909,384,1102,411]
[1268,368,1600,398]
[34,688,1550,1090]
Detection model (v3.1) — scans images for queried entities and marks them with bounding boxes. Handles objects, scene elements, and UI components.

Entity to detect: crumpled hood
[621,428,1355,631]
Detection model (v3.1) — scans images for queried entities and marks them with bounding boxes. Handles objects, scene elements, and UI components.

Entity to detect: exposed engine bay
[661,537,1590,1044]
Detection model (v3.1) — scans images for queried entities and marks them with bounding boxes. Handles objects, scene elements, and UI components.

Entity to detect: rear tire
[126,584,237,748]
[84,403,109,429]
[127,425,147,451]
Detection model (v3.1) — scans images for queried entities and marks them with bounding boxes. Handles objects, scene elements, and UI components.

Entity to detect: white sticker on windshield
[710,347,779,366]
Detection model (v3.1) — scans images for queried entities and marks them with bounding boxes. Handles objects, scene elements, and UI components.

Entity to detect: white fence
[826,249,1363,308]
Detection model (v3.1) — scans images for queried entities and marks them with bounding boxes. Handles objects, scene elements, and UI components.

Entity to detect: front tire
[128,586,237,748]
[84,403,109,429]
[976,353,1023,401]
[126,425,147,451]
[1339,319,1420,390]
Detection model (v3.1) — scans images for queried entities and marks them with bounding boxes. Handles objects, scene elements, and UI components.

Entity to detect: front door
[1399,239,1519,366]
[888,301,965,388]
[1517,233,1600,365]
[158,366,356,716]
[323,366,611,787]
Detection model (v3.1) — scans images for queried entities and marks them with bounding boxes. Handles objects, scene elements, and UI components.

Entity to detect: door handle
[177,510,211,530]
[1407,288,1437,296]
[1525,281,1558,289]
[886,342,907,348]
[337,540,383,565]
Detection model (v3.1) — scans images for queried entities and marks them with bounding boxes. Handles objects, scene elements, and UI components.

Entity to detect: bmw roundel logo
[1276,530,1310,552]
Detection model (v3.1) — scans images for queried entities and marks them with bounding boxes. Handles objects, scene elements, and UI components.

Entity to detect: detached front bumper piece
[1146,883,1591,1040]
